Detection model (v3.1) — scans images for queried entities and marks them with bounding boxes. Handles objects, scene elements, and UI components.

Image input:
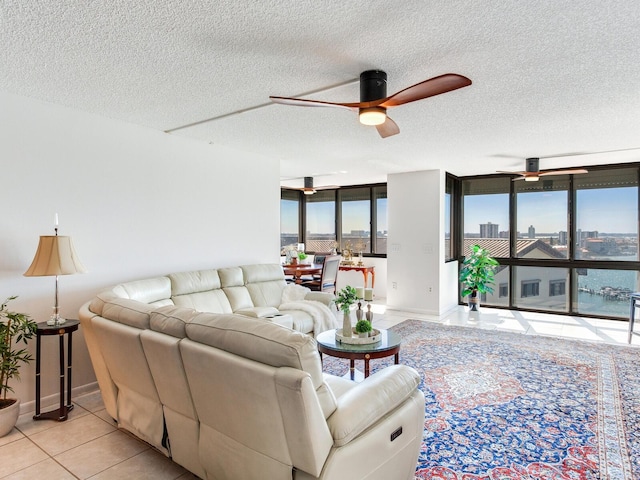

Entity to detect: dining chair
[301,255,340,294]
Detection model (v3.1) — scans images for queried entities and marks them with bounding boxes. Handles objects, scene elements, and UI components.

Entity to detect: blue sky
[464,187,637,234]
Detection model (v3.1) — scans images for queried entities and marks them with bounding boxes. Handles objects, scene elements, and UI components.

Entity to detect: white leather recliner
[79,297,425,479]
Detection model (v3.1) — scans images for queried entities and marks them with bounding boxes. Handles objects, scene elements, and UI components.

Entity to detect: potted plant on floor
[0,296,37,437]
[459,244,499,311]
[336,286,358,337]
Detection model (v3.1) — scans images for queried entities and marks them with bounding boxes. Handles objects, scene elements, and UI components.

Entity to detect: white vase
[0,398,20,437]
[342,312,352,337]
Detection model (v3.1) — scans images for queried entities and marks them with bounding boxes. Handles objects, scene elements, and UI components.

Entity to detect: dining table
[282,263,323,284]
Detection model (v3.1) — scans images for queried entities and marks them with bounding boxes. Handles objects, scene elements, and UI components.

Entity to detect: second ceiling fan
[498,157,588,182]
[270,70,471,138]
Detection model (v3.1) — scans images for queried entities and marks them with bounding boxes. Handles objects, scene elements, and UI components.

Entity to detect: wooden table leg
[364,354,371,378]
[350,359,355,380]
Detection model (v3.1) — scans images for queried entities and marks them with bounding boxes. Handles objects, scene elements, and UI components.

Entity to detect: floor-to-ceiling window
[305,190,337,253]
[280,190,300,251]
[459,164,640,319]
[572,168,639,317]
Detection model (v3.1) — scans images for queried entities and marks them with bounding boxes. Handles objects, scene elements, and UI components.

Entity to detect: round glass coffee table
[316,328,401,381]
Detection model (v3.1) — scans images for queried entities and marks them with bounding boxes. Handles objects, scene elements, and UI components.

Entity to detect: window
[341,188,371,253]
[549,280,566,297]
[375,186,388,254]
[499,283,508,298]
[444,173,459,261]
[463,177,510,258]
[305,190,336,253]
[280,190,300,251]
[514,266,569,312]
[573,268,638,317]
[521,280,540,298]
[515,177,569,259]
[574,168,638,261]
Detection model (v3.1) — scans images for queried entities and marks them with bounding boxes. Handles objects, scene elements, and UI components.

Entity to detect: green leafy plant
[297,252,308,260]
[355,319,372,334]
[459,244,499,298]
[0,296,37,408]
[335,286,358,314]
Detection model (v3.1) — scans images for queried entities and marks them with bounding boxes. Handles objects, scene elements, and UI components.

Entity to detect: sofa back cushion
[218,267,254,311]
[149,305,198,338]
[169,270,233,313]
[112,277,173,305]
[242,264,286,308]
[185,312,324,388]
[101,298,155,330]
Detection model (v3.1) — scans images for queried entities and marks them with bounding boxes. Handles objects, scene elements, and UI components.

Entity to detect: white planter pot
[0,398,20,437]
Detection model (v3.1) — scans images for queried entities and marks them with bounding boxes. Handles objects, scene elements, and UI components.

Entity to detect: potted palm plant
[0,296,37,436]
[459,244,499,311]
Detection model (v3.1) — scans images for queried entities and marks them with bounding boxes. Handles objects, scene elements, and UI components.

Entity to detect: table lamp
[24,222,86,325]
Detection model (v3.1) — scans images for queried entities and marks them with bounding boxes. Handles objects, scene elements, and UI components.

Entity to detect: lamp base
[47,313,66,326]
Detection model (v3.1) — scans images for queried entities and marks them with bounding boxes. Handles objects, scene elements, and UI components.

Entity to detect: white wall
[386,170,458,315]
[0,91,280,412]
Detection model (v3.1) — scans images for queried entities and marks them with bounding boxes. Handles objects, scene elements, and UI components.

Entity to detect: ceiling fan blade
[375,116,400,138]
[269,96,359,111]
[497,170,526,175]
[380,74,472,108]
[538,169,589,177]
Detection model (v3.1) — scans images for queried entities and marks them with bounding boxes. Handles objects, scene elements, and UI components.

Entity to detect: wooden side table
[33,320,80,421]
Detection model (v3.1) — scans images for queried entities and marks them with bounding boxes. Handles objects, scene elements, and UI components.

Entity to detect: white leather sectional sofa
[79,263,426,479]
[87,264,335,335]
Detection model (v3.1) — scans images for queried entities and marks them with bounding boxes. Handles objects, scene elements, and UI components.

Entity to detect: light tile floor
[1,302,635,479]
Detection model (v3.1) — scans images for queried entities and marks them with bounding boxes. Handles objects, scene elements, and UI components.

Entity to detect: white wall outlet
[392,282,398,289]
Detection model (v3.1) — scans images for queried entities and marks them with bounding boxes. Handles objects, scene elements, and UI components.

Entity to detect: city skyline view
[464,187,638,235]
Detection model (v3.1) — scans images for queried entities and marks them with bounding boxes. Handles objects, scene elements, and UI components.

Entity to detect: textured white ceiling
[2,1,640,189]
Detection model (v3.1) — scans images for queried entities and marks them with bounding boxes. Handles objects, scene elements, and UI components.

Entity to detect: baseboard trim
[20,381,100,415]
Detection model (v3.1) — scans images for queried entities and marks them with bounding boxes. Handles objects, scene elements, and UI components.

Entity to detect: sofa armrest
[326,365,420,446]
[303,291,335,306]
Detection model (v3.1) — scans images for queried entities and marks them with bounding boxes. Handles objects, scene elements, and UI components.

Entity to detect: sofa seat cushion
[185,313,324,389]
[235,306,279,318]
[285,310,314,334]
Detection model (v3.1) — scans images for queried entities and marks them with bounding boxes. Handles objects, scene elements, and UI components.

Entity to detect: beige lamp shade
[24,235,86,277]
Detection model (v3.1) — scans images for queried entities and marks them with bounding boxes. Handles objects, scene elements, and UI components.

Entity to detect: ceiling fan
[285,177,338,195]
[270,70,471,138]
[498,157,588,182]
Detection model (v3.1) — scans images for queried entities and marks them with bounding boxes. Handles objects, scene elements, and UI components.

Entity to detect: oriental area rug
[320,320,640,479]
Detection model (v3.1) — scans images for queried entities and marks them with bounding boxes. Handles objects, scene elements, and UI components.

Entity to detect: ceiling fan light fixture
[525,176,539,182]
[359,107,386,126]
[303,189,316,195]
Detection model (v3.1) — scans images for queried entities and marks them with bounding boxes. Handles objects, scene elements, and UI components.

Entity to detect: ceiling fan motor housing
[304,177,314,189]
[526,157,540,173]
[360,70,387,102]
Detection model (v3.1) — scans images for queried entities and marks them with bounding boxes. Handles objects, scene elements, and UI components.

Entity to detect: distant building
[528,225,535,239]
[480,222,499,238]
[558,230,568,245]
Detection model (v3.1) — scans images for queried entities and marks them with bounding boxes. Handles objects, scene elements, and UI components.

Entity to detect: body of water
[577,268,637,317]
